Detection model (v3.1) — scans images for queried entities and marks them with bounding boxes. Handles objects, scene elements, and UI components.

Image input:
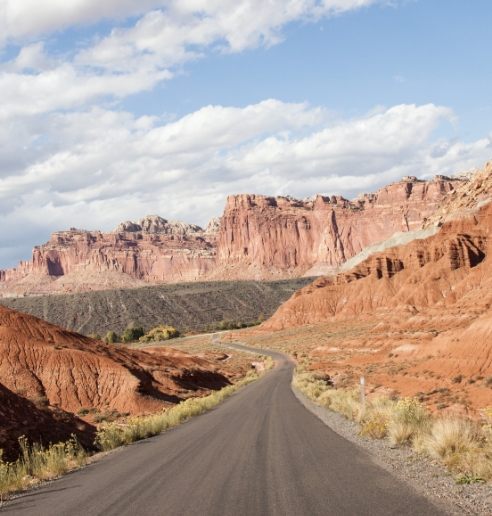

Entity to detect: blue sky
[0,0,490,269]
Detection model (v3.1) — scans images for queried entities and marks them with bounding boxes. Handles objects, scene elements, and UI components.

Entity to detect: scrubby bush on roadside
[293,370,492,482]
[103,330,118,344]
[0,436,88,496]
[139,325,179,342]
[96,369,267,451]
[209,318,265,332]
[88,333,101,340]
[121,326,145,342]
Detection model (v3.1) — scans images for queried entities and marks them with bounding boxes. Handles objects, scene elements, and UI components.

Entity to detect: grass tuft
[293,371,492,482]
[0,436,88,497]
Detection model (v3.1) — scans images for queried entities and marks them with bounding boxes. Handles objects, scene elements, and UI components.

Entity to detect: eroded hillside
[229,161,492,415]
[0,278,313,335]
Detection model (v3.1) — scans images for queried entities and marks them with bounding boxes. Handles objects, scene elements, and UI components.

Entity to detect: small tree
[219,320,229,330]
[104,330,118,344]
[88,333,101,340]
[139,326,180,343]
[122,326,145,342]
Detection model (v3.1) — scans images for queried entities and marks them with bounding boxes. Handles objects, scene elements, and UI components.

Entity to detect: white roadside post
[360,377,365,406]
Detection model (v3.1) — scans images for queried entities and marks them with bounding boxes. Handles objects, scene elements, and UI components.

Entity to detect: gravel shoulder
[292,386,492,516]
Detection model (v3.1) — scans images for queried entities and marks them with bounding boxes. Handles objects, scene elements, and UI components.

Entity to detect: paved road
[3,345,445,516]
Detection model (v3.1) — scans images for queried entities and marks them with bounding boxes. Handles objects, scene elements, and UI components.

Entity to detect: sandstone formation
[0,176,465,296]
[115,214,205,236]
[256,161,492,413]
[212,176,462,280]
[0,305,230,420]
[0,215,220,296]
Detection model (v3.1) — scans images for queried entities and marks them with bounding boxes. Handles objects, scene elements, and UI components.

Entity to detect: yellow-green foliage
[0,436,88,496]
[139,325,179,343]
[359,413,389,439]
[293,371,492,482]
[387,397,430,445]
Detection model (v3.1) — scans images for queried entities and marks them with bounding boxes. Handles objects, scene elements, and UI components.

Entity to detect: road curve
[3,345,445,516]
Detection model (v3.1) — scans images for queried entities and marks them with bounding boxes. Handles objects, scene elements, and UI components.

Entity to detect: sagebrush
[293,370,492,482]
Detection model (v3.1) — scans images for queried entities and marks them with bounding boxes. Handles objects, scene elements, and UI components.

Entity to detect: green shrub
[88,333,101,340]
[218,320,230,330]
[122,326,145,342]
[103,331,118,344]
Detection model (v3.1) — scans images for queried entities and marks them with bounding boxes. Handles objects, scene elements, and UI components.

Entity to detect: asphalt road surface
[3,345,445,516]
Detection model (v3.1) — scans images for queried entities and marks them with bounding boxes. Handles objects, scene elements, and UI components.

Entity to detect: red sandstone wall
[216,179,459,274]
[0,177,462,295]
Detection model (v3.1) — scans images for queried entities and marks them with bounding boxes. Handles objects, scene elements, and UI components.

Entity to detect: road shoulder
[292,385,492,516]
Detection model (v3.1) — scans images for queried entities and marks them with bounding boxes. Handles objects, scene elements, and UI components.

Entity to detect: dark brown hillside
[0,278,313,336]
[0,381,97,461]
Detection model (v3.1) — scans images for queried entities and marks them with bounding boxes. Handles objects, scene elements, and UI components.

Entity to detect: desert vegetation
[0,278,312,336]
[204,316,266,332]
[97,358,273,451]
[101,325,179,344]
[138,325,179,342]
[0,436,89,497]
[293,371,492,483]
[122,326,145,342]
[103,330,118,343]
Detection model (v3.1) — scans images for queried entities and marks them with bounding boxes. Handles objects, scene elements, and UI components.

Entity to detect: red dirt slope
[258,161,492,413]
[0,382,96,461]
[0,305,230,416]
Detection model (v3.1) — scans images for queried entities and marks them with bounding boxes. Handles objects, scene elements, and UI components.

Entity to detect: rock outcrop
[0,217,220,296]
[212,176,462,280]
[255,161,492,413]
[115,215,205,236]
[0,175,465,295]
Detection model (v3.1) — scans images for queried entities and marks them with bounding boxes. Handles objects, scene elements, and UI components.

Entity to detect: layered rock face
[0,303,237,458]
[0,305,230,416]
[256,161,492,412]
[0,215,220,296]
[212,176,461,280]
[0,177,463,295]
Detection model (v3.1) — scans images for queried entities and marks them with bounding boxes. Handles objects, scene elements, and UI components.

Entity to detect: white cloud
[0,58,172,119]
[0,100,489,268]
[0,0,168,43]
[0,0,392,117]
[75,0,387,73]
[0,0,386,46]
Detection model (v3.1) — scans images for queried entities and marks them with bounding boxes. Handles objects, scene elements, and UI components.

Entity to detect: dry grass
[97,357,274,451]
[293,370,492,483]
[0,354,273,499]
[424,418,492,481]
[0,436,88,497]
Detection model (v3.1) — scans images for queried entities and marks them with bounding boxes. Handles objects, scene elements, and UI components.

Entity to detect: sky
[0,0,491,268]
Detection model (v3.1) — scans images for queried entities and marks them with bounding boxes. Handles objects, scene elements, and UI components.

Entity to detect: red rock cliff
[212,177,461,280]
[0,215,219,296]
[0,178,463,295]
